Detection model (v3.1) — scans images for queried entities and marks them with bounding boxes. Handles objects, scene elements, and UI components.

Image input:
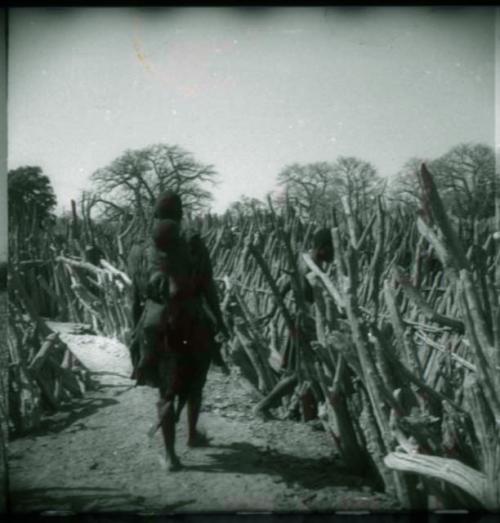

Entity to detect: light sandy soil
[8,323,400,515]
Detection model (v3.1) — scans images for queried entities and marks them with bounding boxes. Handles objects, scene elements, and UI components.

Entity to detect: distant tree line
[7,141,496,243]
[224,142,496,228]
[388,143,496,218]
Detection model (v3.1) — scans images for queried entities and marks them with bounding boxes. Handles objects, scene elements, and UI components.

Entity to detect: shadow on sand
[11,395,120,440]
[9,486,143,513]
[180,441,376,491]
[7,486,195,513]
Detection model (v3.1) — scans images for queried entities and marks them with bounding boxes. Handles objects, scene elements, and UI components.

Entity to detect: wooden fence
[6,166,500,509]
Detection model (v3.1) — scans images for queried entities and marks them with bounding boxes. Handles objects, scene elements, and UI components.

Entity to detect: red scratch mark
[133,36,154,74]
[131,16,237,99]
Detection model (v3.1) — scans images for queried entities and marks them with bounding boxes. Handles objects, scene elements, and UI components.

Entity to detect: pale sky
[7,6,496,216]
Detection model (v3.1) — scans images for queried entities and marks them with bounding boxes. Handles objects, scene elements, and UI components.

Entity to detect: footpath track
[8,324,399,514]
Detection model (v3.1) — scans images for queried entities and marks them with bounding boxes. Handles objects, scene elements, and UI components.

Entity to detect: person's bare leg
[158,399,182,470]
[187,390,210,447]
[175,395,187,423]
[211,341,230,375]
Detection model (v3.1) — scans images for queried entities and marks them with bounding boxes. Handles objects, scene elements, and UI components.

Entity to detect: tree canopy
[388,143,496,220]
[277,157,383,222]
[8,166,57,233]
[225,195,266,218]
[88,144,218,231]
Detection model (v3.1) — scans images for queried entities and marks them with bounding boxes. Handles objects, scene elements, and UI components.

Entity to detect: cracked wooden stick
[384,452,488,509]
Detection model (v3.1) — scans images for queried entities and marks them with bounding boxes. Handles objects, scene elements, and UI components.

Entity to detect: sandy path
[7,323,399,515]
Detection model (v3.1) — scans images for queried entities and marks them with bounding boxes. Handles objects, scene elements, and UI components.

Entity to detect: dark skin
[158,398,179,471]
[190,234,229,340]
[140,263,182,471]
[155,234,213,471]
[168,273,209,450]
[313,244,334,265]
[133,202,227,471]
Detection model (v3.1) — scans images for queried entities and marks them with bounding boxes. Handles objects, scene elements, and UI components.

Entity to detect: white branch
[384,451,488,508]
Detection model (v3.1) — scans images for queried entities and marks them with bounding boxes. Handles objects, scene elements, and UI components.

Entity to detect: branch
[384,451,488,508]
[301,253,345,311]
[393,267,465,334]
[99,259,132,287]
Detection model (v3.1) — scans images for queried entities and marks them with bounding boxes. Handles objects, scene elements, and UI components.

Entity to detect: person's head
[154,190,183,222]
[84,244,104,266]
[312,228,334,264]
[152,219,181,253]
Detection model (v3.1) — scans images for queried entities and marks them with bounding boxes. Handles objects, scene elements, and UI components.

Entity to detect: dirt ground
[7,322,400,515]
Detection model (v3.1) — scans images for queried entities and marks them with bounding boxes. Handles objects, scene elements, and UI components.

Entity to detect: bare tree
[331,156,383,217]
[277,162,340,221]
[89,144,218,232]
[431,143,496,220]
[226,195,266,217]
[387,157,426,208]
[389,143,496,221]
[277,158,382,222]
